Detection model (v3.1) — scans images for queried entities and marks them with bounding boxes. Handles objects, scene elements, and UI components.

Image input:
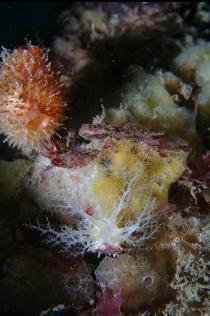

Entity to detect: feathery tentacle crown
[0,45,66,155]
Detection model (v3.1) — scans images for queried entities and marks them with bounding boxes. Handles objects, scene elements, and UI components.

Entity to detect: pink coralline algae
[96,287,124,316]
[79,123,191,152]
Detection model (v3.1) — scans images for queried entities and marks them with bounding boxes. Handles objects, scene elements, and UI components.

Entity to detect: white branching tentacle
[111,170,142,221]
[30,174,160,254]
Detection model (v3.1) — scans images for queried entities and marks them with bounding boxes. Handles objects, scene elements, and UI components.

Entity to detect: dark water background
[0,2,70,49]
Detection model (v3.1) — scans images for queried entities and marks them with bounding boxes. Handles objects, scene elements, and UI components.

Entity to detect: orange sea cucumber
[0,45,66,155]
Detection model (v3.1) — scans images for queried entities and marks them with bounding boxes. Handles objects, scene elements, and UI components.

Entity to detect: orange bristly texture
[0,45,66,154]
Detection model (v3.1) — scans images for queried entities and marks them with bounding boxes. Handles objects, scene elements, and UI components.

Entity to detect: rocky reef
[0,3,209,316]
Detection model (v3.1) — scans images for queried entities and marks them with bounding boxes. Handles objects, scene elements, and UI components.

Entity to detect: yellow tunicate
[103,67,201,152]
[93,139,188,225]
[94,174,122,217]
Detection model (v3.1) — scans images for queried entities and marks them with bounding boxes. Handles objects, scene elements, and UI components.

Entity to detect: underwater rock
[174,40,210,141]
[95,248,174,312]
[0,247,94,316]
[102,66,200,151]
[0,158,31,205]
[160,237,209,316]
[52,3,185,128]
